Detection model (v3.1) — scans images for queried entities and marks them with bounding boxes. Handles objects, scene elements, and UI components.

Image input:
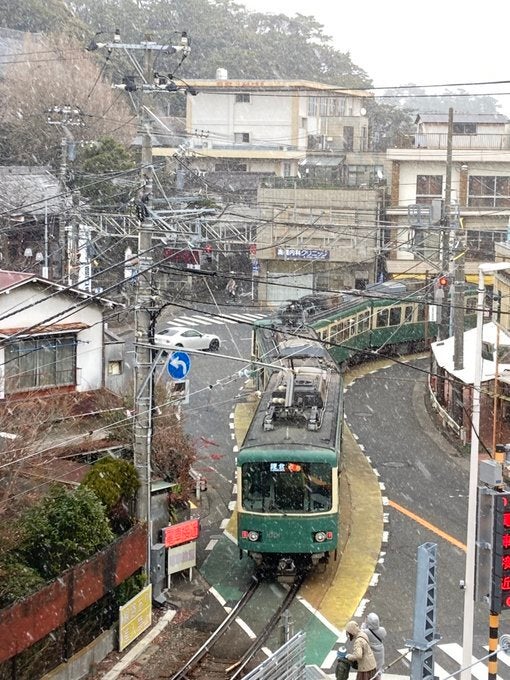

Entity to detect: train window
[357,310,370,333]
[389,307,402,325]
[376,309,389,328]
[348,317,357,338]
[417,304,426,322]
[241,462,332,513]
[404,305,414,322]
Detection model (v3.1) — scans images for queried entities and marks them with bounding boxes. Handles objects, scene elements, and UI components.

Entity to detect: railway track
[169,574,304,680]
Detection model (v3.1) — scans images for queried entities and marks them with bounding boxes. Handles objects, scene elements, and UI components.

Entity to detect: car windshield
[241,461,332,513]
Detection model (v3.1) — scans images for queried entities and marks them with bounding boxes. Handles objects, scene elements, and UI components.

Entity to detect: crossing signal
[437,274,449,287]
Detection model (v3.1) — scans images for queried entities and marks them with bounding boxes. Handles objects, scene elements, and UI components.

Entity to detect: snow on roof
[0,166,70,216]
[431,321,510,385]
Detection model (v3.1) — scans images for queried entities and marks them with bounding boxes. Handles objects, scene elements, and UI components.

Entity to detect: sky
[239,0,510,113]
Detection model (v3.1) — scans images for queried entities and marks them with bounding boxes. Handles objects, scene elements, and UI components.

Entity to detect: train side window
[348,317,357,337]
[404,305,414,322]
[357,310,370,333]
[417,304,425,322]
[466,297,476,312]
[389,307,402,326]
[376,309,389,328]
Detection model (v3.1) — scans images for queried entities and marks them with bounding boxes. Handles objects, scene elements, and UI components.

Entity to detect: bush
[20,485,114,579]
[82,457,139,512]
[0,557,45,607]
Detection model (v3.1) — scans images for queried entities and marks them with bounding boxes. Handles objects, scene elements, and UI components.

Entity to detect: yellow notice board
[119,584,152,651]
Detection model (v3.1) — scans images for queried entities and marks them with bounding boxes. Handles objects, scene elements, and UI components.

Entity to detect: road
[344,358,510,677]
[152,307,510,677]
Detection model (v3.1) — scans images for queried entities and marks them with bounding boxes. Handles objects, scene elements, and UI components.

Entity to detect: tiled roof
[0,270,34,292]
[0,166,70,216]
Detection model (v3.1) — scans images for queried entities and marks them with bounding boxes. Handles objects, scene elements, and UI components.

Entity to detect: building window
[235,93,251,103]
[234,132,250,144]
[343,126,354,152]
[300,117,307,129]
[108,360,123,376]
[453,122,477,135]
[308,96,318,116]
[5,334,76,392]
[468,176,510,207]
[416,175,443,204]
[282,161,291,177]
[215,161,247,172]
[466,229,506,260]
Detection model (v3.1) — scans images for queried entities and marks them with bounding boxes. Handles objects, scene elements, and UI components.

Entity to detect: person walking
[226,277,237,302]
[361,612,386,679]
[343,620,377,680]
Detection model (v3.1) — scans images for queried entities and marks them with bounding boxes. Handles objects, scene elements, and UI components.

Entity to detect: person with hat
[343,620,377,680]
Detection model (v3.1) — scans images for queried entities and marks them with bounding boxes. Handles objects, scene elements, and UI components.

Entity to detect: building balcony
[396,132,510,150]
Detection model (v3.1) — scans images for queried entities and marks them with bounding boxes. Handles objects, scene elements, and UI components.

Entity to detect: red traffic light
[204,244,212,253]
[438,275,449,287]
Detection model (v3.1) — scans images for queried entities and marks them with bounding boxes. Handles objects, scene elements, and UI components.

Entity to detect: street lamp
[462,261,510,680]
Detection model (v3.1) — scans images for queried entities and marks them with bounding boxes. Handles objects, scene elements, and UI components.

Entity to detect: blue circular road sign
[167,351,191,380]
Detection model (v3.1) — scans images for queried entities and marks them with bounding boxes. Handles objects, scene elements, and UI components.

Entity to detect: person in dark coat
[344,620,377,680]
[361,612,386,679]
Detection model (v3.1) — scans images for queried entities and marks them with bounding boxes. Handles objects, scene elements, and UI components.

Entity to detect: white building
[0,271,120,399]
[385,113,510,282]
[155,73,373,178]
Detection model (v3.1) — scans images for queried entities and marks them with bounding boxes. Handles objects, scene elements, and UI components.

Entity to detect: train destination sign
[491,491,510,612]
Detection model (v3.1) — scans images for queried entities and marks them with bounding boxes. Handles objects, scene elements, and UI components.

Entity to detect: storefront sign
[162,518,200,548]
[276,247,330,261]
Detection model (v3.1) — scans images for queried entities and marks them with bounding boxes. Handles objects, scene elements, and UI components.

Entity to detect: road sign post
[167,351,191,381]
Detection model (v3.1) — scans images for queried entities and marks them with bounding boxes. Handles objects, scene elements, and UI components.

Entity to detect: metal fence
[243,632,307,680]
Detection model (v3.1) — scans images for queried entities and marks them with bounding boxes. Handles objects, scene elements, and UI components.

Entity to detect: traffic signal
[437,274,449,287]
[204,244,212,263]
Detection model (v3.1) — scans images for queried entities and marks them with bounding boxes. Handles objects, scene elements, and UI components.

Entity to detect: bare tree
[0,34,135,165]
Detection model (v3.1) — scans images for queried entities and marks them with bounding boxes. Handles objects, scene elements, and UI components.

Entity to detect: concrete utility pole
[133,38,156,530]
[47,106,83,281]
[438,107,454,342]
[90,31,191,576]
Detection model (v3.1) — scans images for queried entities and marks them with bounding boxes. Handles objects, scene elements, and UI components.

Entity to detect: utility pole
[47,106,83,281]
[438,107,453,342]
[89,31,191,578]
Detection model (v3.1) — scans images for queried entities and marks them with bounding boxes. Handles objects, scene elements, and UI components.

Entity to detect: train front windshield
[241,461,332,513]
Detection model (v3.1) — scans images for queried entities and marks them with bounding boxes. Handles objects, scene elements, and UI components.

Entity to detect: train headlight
[242,530,260,542]
[314,531,327,543]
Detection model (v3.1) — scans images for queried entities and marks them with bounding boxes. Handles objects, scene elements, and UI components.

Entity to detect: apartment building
[153,72,389,303]
[385,113,510,282]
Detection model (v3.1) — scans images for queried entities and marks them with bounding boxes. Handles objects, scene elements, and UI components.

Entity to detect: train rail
[169,574,304,680]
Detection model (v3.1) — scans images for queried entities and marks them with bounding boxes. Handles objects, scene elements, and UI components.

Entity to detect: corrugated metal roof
[0,322,89,338]
[416,113,509,124]
[299,155,345,167]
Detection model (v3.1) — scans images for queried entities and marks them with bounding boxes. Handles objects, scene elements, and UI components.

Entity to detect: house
[430,321,510,447]
[384,113,510,282]
[0,166,70,277]
[0,270,123,399]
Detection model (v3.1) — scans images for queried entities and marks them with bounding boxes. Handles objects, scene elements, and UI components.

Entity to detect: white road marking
[205,539,218,551]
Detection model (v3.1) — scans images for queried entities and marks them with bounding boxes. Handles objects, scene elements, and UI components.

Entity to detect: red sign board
[162,519,200,548]
[491,492,510,612]
[163,248,200,266]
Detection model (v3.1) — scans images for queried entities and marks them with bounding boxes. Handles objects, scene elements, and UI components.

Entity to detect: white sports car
[154,326,220,351]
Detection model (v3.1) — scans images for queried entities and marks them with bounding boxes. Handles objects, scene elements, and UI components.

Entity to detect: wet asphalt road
[344,358,510,674]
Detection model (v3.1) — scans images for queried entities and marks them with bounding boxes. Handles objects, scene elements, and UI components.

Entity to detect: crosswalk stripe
[166,313,268,328]
[168,317,201,326]
[223,313,262,322]
[398,648,448,680]
[441,642,504,680]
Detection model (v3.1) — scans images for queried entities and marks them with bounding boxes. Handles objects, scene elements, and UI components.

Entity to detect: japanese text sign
[491,492,510,612]
[162,518,200,548]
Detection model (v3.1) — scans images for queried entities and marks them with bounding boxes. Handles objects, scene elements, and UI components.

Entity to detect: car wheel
[209,339,220,351]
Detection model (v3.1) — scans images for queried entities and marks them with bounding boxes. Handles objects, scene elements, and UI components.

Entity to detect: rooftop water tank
[216,68,228,80]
